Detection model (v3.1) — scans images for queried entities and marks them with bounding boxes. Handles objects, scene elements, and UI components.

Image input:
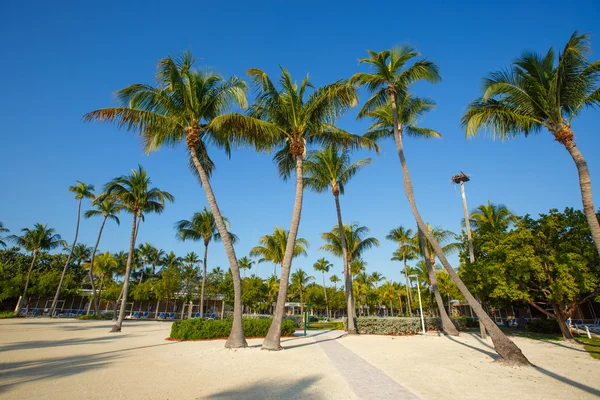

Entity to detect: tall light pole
[452,172,487,339]
[410,274,426,334]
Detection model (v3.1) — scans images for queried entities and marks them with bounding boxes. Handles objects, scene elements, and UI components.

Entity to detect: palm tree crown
[250,227,309,275]
[0,222,9,247]
[175,207,236,247]
[320,223,380,264]
[85,197,122,225]
[468,201,518,234]
[9,224,64,253]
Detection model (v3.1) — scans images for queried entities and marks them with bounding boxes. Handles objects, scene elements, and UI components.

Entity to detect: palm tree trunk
[389,90,529,365]
[403,255,412,314]
[111,213,137,332]
[263,155,304,350]
[189,146,246,348]
[334,193,357,334]
[113,285,123,321]
[322,271,329,319]
[563,139,600,256]
[87,216,107,315]
[390,300,394,316]
[418,230,458,335]
[50,199,82,316]
[200,244,208,318]
[16,250,38,314]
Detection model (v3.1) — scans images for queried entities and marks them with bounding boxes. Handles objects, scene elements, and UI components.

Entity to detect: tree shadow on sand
[205,376,324,400]
[0,334,136,352]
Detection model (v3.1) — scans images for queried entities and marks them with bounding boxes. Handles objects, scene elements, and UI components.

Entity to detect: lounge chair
[209,313,216,320]
[27,308,39,317]
[157,312,165,320]
[166,312,175,320]
[194,312,200,318]
[76,310,84,317]
[140,312,148,319]
[132,311,140,319]
[509,318,518,327]
[89,310,95,316]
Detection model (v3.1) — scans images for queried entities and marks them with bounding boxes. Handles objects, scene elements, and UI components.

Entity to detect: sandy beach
[1,319,598,399]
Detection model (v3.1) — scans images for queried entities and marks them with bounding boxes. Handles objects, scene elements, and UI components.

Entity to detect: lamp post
[410,274,426,334]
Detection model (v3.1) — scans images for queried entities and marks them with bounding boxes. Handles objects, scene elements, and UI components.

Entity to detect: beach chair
[166,312,175,320]
[21,308,27,315]
[194,312,200,318]
[157,312,165,320]
[509,318,518,327]
[27,308,39,317]
[140,312,148,319]
[132,311,140,319]
[76,310,84,317]
[209,313,216,320]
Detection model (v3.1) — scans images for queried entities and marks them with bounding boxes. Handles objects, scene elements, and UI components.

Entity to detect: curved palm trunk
[189,147,246,348]
[321,271,329,318]
[334,193,357,334]
[199,243,208,318]
[418,229,458,336]
[263,155,304,350]
[111,214,137,332]
[403,255,412,315]
[16,250,38,315]
[50,199,82,316]
[563,139,600,256]
[113,285,124,321]
[389,91,529,365]
[87,216,107,315]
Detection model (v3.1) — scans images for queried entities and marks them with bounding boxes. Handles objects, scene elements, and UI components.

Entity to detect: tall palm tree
[370,271,384,314]
[9,224,64,314]
[182,251,201,317]
[468,201,518,234]
[250,227,309,279]
[321,223,380,271]
[304,146,373,333]
[175,208,237,319]
[102,166,173,332]
[86,252,119,303]
[50,181,95,316]
[462,32,600,257]
[312,257,332,318]
[381,281,397,316]
[387,226,418,314]
[265,275,279,315]
[0,222,9,247]
[238,256,254,279]
[83,52,261,348]
[290,268,314,318]
[137,242,156,283]
[353,47,529,364]
[83,197,122,312]
[329,274,341,291]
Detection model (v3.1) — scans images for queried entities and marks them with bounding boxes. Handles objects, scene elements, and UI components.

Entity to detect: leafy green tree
[313,258,332,318]
[84,52,256,348]
[49,181,95,316]
[265,275,279,315]
[250,227,309,279]
[241,276,266,313]
[353,46,527,363]
[155,261,182,315]
[462,32,600,257]
[8,224,64,313]
[388,226,418,313]
[101,166,173,332]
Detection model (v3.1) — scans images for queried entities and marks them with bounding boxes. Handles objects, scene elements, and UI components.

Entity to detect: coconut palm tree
[137,242,156,283]
[321,223,380,272]
[312,258,333,318]
[83,52,263,348]
[175,208,237,319]
[265,275,279,315]
[238,256,254,279]
[290,269,314,318]
[84,197,121,313]
[87,252,118,303]
[73,244,92,267]
[49,181,95,316]
[462,32,600,257]
[182,251,201,317]
[353,46,529,364]
[381,281,397,316]
[101,166,173,332]
[468,201,518,234]
[370,271,385,314]
[0,222,9,247]
[329,274,341,291]
[387,226,418,314]
[304,146,373,333]
[250,227,309,279]
[9,224,64,314]
[350,259,368,276]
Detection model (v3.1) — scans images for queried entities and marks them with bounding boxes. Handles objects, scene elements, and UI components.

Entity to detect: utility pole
[452,172,487,339]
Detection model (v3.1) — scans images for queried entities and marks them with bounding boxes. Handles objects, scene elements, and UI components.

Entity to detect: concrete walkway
[306,330,420,399]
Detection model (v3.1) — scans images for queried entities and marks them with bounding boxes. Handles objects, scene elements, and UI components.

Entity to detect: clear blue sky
[1,1,599,283]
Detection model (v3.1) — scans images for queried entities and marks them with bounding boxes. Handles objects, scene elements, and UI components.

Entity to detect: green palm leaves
[468,201,517,234]
[250,227,309,277]
[304,147,372,195]
[320,223,379,264]
[9,224,64,253]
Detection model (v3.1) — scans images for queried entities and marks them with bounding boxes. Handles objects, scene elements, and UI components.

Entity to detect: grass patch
[0,311,16,319]
[576,336,600,360]
[308,322,344,330]
[502,327,563,341]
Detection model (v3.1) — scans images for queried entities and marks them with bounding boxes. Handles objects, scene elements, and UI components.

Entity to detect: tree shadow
[464,332,495,351]
[533,365,600,397]
[205,376,324,399]
[443,335,500,360]
[537,339,600,356]
[0,334,136,352]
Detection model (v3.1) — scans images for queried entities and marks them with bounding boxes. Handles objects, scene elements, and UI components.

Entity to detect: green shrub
[527,319,561,334]
[0,311,16,319]
[170,318,296,340]
[76,314,100,320]
[464,317,479,328]
[451,317,467,331]
[344,317,466,335]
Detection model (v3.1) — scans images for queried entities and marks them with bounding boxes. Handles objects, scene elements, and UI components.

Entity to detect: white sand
[1,319,598,399]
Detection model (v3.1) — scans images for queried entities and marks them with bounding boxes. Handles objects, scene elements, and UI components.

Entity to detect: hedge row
[170,317,296,340]
[344,316,468,335]
[223,312,304,328]
[526,319,561,334]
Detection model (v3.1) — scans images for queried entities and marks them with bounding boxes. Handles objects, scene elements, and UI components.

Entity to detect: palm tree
[290,269,314,318]
[87,252,118,303]
[175,208,237,319]
[387,226,418,314]
[182,251,201,317]
[0,222,9,247]
[329,274,341,291]
[9,224,64,314]
[462,32,600,257]
[304,146,373,333]
[468,201,518,234]
[381,281,397,316]
[437,271,455,316]
[370,271,384,314]
[265,275,279,315]
[353,46,529,364]
[250,227,309,279]
[84,197,121,314]
[161,251,182,270]
[50,181,95,316]
[84,52,261,348]
[137,242,156,283]
[313,258,332,318]
[321,223,380,270]
[238,256,254,278]
[350,258,368,276]
[102,166,173,332]
[73,244,92,266]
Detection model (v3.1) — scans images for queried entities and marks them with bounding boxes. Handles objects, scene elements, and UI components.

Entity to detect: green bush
[0,311,16,319]
[464,317,480,328]
[526,319,561,334]
[345,317,467,335]
[170,318,296,340]
[451,317,467,331]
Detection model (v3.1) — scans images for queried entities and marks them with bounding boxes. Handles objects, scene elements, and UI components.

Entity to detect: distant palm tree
[175,208,237,319]
[182,251,201,317]
[350,259,368,276]
[238,256,255,279]
[137,242,156,283]
[161,251,182,269]
[468,201,518,234]
[250,227,309,279]
[321,224,380,272]
[353,47,528,363]
[462,32,600,257]
[84,197,121,313]
[329,274,341,291]
[290,269,314,318]
[313,258,333,317]
[370,271,384,314]
[50,181,95,316]
[102,166,173,332]
[84,52,256,348]
[73,244,92,267]
[0,222,9,247]
[304,146,373,333]
[387,226,418,314]
[88,252,119,299]
[381,281,397,316]
[9,224,64,314]
[265,275,279,315]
